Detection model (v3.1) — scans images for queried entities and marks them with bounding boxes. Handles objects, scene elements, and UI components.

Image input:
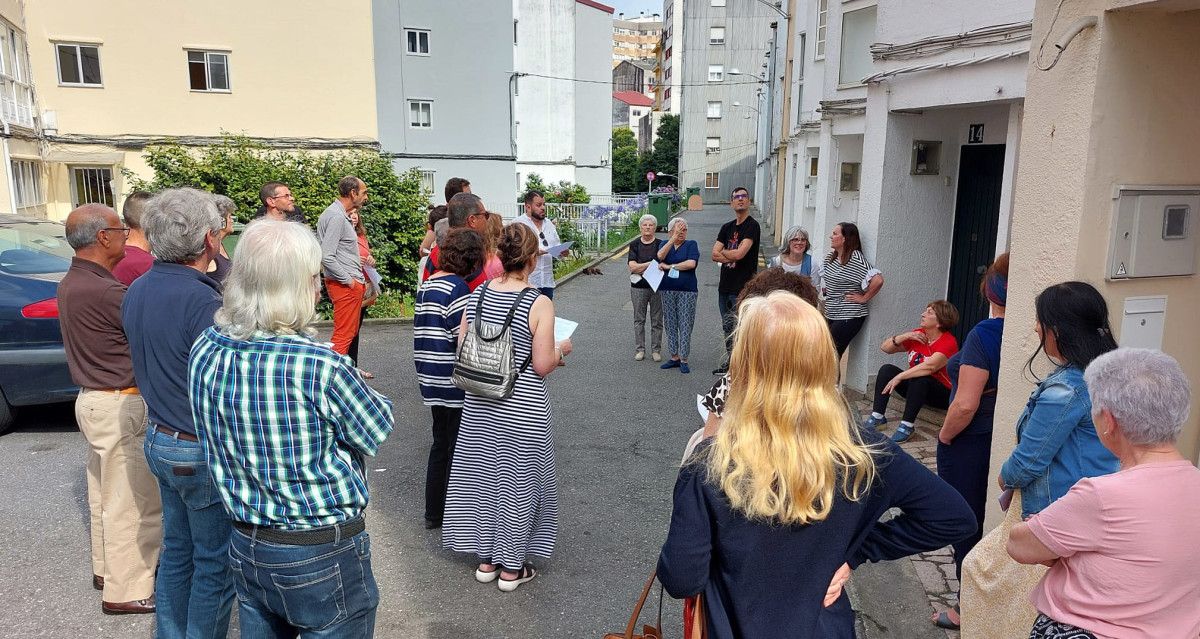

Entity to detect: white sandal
[497,565,537,592]
[475,565,501,583]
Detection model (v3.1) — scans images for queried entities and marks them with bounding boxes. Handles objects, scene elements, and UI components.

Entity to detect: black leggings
[827,316,867,359]
[347,307,369,366]
[937,430,992,581]
[872,363,951,423]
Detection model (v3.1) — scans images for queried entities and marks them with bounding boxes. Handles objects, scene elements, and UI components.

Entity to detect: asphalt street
[0,204,941,638]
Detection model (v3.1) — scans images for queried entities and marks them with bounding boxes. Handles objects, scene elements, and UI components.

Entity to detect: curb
[554,242,632,288]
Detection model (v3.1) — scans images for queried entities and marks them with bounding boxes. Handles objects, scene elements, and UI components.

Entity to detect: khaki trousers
[76,389,162,602]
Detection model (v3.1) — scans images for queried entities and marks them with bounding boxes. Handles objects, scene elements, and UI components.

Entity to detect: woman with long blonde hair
[657,291,975,638]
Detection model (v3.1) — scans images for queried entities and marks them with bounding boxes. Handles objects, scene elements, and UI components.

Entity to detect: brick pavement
[848,396,962,639]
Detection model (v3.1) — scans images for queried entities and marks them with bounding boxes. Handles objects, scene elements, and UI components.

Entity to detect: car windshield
[0,221,73,275]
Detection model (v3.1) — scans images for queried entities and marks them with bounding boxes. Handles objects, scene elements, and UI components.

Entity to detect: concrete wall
[678,0,776,202]
[373,0,517,207]
[988,0,1200,527]
[575,0,614,196]
[24,0,377,139]
[875,0,1030,43]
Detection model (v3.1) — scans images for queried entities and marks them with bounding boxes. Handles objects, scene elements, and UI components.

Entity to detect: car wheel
[0,387,13,435]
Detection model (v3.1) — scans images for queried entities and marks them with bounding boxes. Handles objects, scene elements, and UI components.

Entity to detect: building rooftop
[613,90,654,107]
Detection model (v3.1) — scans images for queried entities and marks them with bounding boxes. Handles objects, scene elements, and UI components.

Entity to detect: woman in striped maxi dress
[442,223,573,592]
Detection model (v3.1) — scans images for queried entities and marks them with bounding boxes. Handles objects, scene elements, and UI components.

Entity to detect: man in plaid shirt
[189,219,393,637]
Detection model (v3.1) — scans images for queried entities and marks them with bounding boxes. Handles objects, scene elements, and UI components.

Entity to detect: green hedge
[126,136,430,296]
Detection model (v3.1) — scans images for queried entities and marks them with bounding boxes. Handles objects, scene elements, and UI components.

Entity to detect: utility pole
[771,0,799,245]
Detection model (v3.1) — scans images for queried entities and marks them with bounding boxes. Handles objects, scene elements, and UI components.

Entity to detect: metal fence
[493,197,649,250]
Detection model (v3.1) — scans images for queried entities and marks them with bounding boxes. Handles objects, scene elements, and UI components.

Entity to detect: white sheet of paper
[554,317,578,343]
[546,241,574,257]
[696,394,710,422]
[641,259,665,292]
[364,266,382,287]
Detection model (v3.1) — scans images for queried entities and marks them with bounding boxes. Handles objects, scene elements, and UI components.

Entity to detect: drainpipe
[772,0,798,245]
[0,115,17,216]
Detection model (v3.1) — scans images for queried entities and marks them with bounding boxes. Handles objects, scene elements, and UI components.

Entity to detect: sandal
[932,605,960,630]
[497,565,537,592]
[474,564,501,584]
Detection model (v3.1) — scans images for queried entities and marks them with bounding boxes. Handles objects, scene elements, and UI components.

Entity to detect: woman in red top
[863,300,959,442]
[347,207,378,379]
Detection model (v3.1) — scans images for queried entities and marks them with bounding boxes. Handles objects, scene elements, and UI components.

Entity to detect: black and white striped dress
[821,250,873,320]
[441,286,558,570]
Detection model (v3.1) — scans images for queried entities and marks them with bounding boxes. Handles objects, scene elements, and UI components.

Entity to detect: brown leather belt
[233,516,366,546]
[151,423,199,442]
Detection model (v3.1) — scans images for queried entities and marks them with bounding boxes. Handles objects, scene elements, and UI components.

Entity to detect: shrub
[126,135,429,296]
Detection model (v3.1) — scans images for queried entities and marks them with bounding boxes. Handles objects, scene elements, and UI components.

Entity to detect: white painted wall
[576,1,614,196]
[875,0,1030,44]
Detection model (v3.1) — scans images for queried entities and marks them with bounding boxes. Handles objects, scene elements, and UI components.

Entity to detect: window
[808,156,819,177]
[709,27,725,45]
[0,24,35,128]
[405,29,430,55]
[11,159,41,208]
[70,166,114,207]
[409,100,432,128]
[839,162,860,192]
[711,0,726,6]
[707,101,722,119]
[839,6,877,86]
[705,172,720,189]
[815,0,828,59]
[665,46,672,60]
[418,169,435,194]
[513,19,519,45]
[187,51,230,92]
[56,43,102,86]
[664,87,671,99]
[706,137,721,153]
[795,34,806,125]
[707,65,724,82]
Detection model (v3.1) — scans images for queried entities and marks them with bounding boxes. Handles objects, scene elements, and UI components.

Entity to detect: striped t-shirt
[414,274,472,407]
[822,250,873,320]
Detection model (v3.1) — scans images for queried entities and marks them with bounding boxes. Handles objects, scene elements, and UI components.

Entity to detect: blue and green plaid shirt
[189,327,394,529]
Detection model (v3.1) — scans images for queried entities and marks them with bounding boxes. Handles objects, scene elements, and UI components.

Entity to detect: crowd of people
[51,174,1199,639]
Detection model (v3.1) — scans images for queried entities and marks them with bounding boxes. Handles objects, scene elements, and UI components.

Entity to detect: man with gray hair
[190,220,393,636]
[113,191,155,285]
[57,203,161,615]
[421,191,491,290]
[121,187,233,635]
[317,176,370,354]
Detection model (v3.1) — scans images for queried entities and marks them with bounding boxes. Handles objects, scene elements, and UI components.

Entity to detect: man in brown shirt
[58,203,161,615]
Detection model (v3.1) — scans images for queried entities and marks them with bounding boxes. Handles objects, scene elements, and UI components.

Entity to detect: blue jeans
[144,426,235,639]
[229,529,378,638]
[539,287,554,300]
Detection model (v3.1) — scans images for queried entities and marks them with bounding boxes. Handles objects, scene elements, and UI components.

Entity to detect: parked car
[0,214,78,434]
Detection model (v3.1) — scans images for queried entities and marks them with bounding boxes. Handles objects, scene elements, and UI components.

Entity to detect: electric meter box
[1107,187,1199,280]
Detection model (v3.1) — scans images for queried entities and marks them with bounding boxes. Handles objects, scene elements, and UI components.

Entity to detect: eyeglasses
[732,194,749,201]
[270,193,294,200]
[102,227,130,237]
[539,231,548,247]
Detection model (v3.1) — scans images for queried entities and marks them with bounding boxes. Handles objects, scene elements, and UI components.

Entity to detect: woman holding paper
[627,214,664,362]
[656,217,699,374]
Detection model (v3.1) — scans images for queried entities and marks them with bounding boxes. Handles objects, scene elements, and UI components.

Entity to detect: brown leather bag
[604,570,663,639]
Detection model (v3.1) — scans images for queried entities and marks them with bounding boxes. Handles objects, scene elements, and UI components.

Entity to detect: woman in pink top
[1007,348,1200,639]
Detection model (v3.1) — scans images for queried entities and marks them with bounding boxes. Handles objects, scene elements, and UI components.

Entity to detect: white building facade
[514,0,614,197]
[767,0,1031,392]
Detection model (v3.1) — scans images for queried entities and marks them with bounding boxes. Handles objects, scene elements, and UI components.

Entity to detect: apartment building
[22,1,378,220]
[612,14,662,61]
[0,0,39,218]
[676,0,777,204]
[658,0,684,113]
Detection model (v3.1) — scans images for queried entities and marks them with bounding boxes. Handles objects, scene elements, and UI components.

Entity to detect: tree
[644,114,680,186]
[126,136,429,295]
[521,173,590,204]
[611,127,642,193]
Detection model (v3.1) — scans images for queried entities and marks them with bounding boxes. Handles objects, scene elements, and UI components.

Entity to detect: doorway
[947,144,1005,343]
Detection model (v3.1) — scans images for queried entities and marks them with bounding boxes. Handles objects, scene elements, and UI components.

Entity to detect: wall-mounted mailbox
[1120,296,1166,349]
[1108,187,1199,280]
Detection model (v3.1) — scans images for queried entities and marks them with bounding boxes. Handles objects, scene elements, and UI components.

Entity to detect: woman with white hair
[627,213,664,361]
[189,220,394,637]
[768,225,813,277]
[1007,348,1200,639]
[655,217,700,373]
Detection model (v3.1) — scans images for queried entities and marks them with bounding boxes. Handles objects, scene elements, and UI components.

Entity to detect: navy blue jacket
[658,433,976,638]
[122,262,222,435]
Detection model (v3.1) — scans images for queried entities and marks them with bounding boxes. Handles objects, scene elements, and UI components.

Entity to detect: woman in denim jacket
[998,282,1119,518]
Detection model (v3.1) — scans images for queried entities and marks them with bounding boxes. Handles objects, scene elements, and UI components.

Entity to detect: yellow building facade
[3,0,377,220]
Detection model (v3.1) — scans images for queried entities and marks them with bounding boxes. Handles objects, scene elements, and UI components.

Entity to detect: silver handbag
[451,283,538,399]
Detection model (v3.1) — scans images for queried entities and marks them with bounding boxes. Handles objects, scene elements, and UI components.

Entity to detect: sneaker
[862,415,888,430]
[634,351,645,361]
[680,362,690,374]
[891,423,915,443]
[652,352,662,362]
[661,359,681,369]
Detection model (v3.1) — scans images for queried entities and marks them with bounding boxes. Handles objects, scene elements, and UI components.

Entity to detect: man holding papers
[515,190,568,299]
[627,214,665,362]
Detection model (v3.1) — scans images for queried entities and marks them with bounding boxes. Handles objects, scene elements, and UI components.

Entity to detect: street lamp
[729,68,768,83]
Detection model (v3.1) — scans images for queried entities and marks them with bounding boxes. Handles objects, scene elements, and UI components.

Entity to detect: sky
[605,0,664,19]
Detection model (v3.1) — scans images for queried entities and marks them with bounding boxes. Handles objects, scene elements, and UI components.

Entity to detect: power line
[515,71,769,88]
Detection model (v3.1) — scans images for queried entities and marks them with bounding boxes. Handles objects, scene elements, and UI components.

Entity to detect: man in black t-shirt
[711,186,760,372]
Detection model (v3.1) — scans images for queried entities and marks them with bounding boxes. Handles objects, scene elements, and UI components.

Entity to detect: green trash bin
[648,194,671,231]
